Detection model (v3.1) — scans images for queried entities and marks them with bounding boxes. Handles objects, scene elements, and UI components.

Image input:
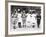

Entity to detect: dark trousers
[18,22,21,28]
[37,19,41,28]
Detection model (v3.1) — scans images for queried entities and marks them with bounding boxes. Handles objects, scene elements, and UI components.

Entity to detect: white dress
[31,14,37,28]
[26,14,31,26]
[17,14,23,27]
[26,14,37,28]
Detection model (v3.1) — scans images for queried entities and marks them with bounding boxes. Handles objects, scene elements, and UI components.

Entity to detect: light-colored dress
[26,14,37,28]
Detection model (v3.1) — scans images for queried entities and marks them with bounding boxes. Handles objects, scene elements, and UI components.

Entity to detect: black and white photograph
[8,2,45,35]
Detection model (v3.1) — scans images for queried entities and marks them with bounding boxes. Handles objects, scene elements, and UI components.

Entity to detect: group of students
[11,9,41,29]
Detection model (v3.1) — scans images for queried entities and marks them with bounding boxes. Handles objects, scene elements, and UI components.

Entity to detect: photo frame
[7,1,45,36]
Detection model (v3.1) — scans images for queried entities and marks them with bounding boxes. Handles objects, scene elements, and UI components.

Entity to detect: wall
[0,0,46,37]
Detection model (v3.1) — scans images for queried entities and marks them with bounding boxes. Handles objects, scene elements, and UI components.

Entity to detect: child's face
[23,11,25,13]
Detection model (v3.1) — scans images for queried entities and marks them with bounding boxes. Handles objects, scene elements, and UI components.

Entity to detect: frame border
[5,1,45,36]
